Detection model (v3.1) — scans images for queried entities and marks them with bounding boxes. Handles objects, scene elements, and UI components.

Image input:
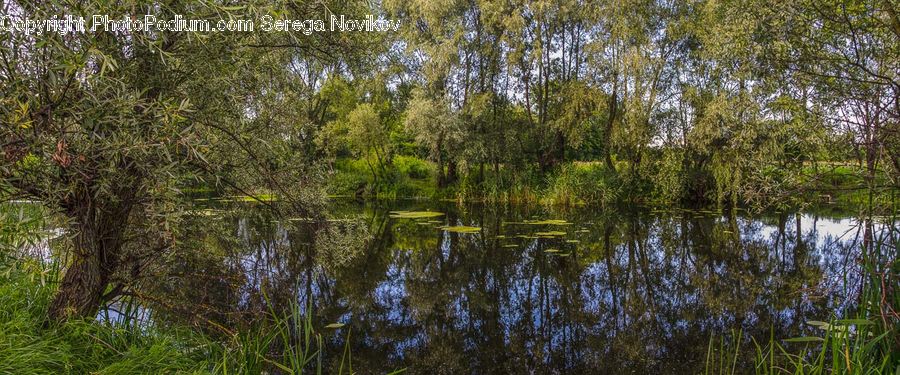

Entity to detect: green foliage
[0,260,361,374]
[653,148,687,204]
[396,156,433,180]
[403,89,464,173]
[541,163,621,206]
[0,258,213,374]
[384,0,899,208]
[0,0,379,320]
[3,0,899,329]
[328,156,437,199]
[0,236,352,375]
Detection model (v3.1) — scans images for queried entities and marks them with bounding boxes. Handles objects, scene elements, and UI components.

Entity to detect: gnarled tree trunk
[48,195,131,322]
[47,243,109,321]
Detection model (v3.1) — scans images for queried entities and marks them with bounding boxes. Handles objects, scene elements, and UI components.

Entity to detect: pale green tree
[404,89,465,187]
[347,103,392,182]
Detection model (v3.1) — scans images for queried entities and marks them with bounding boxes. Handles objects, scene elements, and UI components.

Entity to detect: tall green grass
[330,156,629,205]
[703,219,899,374]
[327,157,899,213]
[0,260,356,374]
[0,203,355,375]
[0,258,214,374]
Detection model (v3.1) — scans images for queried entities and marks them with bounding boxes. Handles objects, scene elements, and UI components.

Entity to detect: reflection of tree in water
[140,202,867,374]
[139,206,367,333]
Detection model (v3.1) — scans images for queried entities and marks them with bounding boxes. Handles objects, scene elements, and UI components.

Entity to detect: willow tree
[501,0,596,169]
[0,0,366,321]
[383,0,468,183]
[403,88,464,187]
[686,0,898,205]
[771,0,900,187]
[347,103,393,181]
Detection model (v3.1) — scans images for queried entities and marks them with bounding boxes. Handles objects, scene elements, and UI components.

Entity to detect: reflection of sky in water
[23,200,894,374]
[97,300,154,329]
[374,259,408,323]
[318,208,894,372]
[757,214,893,244]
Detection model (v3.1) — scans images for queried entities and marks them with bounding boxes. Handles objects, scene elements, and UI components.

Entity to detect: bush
[652,149,685,203]
[394,155,433,180]
[542,162,620,206]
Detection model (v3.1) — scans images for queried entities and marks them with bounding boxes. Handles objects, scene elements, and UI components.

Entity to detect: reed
[703,219,898,374]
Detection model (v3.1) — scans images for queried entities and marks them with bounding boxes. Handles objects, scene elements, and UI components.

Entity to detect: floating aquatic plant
[503,219,572,226]
[439,226,481,233]
[526,219,572,225]
[389,211,445,219]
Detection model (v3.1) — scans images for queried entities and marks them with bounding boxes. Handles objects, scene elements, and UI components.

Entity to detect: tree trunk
[365,157,378,186]
[437,149,446,188]
[478,162,485,184]
[555,130,565,165]
[604,86,618,173]
[47,246,108,321]
[865,139,877,187]
[48,199,129,322]
[446,160,458,185]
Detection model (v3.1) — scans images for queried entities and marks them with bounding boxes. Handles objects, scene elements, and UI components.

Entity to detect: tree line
[318,0,898,205]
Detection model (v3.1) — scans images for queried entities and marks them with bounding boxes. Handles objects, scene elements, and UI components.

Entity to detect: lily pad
[506,219,573,226]
[544,249,561,253]
[535,231,566,236]
[834,319,874,326]
[439,226,481,233]
[325,323,345,329]
[389,211,445,219]
[526,219,573,225]
[565,240,580,243]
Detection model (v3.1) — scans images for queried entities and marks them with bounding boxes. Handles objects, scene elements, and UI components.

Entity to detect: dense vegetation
[317,0,899,210]
[0,0,897,373]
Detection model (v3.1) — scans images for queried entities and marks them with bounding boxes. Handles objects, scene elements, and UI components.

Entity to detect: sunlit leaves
[403,88,464,163]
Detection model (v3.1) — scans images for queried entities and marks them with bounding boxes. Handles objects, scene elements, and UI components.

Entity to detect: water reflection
[141,201,894,374]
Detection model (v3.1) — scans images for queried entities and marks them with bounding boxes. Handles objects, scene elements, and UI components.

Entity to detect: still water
[143,200,890,374]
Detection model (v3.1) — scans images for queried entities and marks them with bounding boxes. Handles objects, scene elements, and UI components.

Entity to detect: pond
[127,199,892,374]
